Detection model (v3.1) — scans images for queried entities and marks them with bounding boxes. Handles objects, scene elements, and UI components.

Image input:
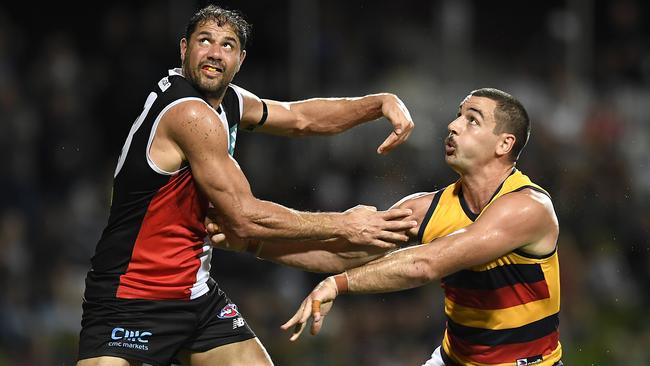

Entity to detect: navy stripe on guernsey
[417,189,442,243]
[447,313,559,346]
[442,263,545,290]
[85,68,243,301]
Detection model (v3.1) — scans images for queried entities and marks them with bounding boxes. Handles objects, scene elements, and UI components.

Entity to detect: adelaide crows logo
[218,304,240,319]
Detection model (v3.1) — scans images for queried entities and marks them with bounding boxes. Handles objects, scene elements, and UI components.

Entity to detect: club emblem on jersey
[218,304,240,319]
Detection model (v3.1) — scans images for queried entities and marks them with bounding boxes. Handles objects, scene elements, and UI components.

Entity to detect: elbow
[291,117,311,136]
[227,220,256,241]
[291,114,340,136]
[405,255,439,284]
[224,211,262,241]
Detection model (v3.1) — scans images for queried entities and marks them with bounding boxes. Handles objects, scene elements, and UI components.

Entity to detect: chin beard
[189,71,227,98]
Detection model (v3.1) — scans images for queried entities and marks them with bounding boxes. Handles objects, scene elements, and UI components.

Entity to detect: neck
[459,162,515,214]
[206,93,226,109]
[179,68,227,108]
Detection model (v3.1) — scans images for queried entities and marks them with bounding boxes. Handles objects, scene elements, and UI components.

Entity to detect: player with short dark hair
[282,88,564,366]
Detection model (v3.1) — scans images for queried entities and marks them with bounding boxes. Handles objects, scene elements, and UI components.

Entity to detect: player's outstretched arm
[281,190,558,340]
[207,192,434,272]
[164,100,416,248]
[237,87,414,154]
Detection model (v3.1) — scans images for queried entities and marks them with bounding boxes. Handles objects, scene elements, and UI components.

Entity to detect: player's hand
[281,276,338,341]
[377,94,414,155]
[342,205,417,248]
[204,211,248,251]
[205,220,229,248]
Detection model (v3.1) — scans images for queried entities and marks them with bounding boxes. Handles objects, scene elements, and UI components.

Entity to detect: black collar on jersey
[459,167,516,221]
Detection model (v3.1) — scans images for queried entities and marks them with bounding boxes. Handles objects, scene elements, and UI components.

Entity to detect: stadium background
[1,0,649,364]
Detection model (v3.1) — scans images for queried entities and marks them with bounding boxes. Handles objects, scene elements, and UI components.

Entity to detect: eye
[223,42,234,50]
[468,116,478,125]
[199,38,211,45]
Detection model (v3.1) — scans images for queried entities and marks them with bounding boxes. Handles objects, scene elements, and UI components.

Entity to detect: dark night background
[1,0,649,364]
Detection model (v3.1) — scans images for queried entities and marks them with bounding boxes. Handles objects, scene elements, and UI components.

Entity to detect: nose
[206,43,223,61]
[448,117,461,135]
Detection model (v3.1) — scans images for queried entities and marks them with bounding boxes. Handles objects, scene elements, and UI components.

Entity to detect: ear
[235,49,247,73]
[180,38,188,64]
[496,133,515,158]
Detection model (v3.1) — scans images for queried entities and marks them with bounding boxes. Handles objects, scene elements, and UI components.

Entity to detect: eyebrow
[222,36,239,45]
[195,32,239,44]
[196,31,213,38]
[467,107,484,120]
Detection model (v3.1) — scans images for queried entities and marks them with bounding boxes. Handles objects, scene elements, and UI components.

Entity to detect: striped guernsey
[418,169,562,366]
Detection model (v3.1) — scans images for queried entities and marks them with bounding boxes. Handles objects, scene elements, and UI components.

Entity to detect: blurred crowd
[0,1,648,365]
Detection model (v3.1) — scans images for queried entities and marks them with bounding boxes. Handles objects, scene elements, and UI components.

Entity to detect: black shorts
[77,279,256,366]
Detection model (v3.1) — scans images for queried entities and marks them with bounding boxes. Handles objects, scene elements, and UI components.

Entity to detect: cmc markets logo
[111,327,152,343]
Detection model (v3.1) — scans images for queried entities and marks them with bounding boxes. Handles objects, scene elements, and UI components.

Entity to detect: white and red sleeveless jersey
[85,68,243,300]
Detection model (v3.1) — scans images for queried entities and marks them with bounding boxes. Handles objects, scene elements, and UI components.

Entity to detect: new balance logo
[233,317,245,329]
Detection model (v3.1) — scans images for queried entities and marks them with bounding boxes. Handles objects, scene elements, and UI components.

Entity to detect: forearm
[342,245,436,294]
[224,198,347,242]
[257,238,389,273]
[287,93,391,135]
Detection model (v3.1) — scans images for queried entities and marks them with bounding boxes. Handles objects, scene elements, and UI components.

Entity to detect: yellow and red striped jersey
[418,169,561,366]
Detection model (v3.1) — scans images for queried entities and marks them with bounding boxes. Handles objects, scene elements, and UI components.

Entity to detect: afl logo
[218,304,240,319]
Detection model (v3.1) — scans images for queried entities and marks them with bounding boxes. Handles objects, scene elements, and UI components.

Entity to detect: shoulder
[161,99,226,142]
[165,99,215,122]
[391,191,437,220]
[480,188,558,236]
[229,83,257,101]
[392,191,435,209]
[504,187,554,215]
[158,73,204,99]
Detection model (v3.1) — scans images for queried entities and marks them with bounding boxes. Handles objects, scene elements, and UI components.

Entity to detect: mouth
[445,137,456,155]
[201,64,224,76]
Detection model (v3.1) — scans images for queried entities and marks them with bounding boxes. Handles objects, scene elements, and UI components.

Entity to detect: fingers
[281,306,306,341]
[383,219,418,232]
[206,222,221,235]
[378,231,410,243]
[311,316,324,335]
[210,233,227,246]
[368,240,399,249]
[281,298,306,330]
[311,298,334,335]
[312,300,322,322]
[377,124,413,155]
[281,298,315,342]
[377,131,400,154]
[290,322,306,342]
[381,208,412,220]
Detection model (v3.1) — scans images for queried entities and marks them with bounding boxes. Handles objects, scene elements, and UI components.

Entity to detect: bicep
[238,87,300,134]
[425,193,554,275]
[390,192,435,238]
[166,101,255,218]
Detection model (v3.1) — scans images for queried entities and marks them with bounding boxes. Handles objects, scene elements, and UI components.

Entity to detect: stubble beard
[182,61,228,99]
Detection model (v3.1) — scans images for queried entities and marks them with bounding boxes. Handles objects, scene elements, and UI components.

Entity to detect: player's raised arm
[164,99,416,248]
[236,86,414,154]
